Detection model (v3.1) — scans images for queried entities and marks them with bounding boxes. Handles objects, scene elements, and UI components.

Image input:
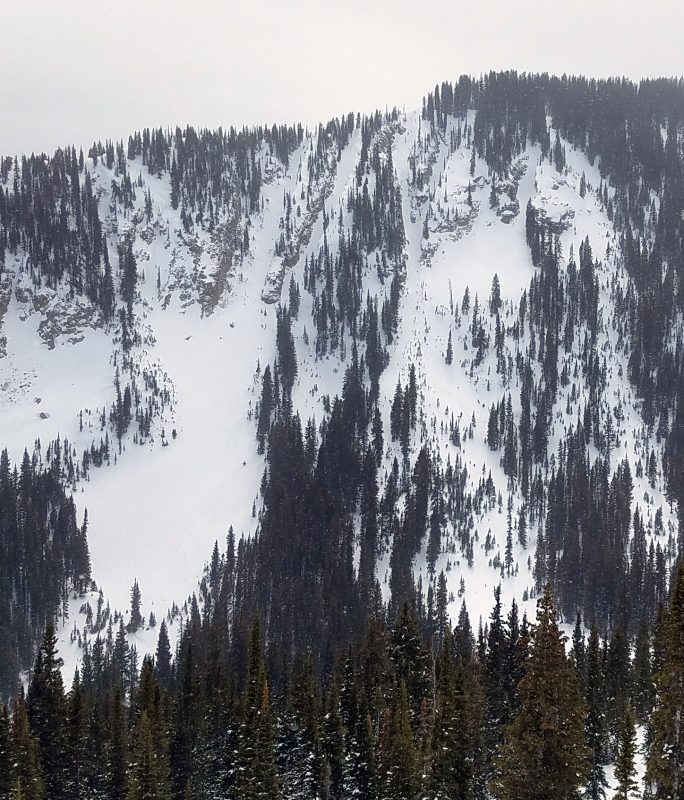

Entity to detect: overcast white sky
[1,0,682,156]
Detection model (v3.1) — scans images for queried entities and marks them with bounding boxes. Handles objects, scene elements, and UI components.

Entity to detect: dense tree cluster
[12,565,684,800]
[4,572,662,800]
[0,448,90,698]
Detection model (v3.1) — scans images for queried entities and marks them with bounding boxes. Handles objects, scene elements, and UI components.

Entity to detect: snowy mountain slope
[274,110,675,632]
[0,125,368,667]
[0,107,675,688]
[379,114,677,625]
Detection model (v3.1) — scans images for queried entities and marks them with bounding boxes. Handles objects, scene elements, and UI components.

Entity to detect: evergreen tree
[614,706,638,800]
[380,681,418,800]
[109,684,128,800]
[489,273,502,315]
[128,580,143,633]
[65,671,87,800]
[484,585,509,761]
[429,629,478,800]
[127,659,170,800]
[351,690,377,800]
[390,602,432,720]
[606,614,631,735]
[0,705,11,799]
[585,624,608,800]
[646,563,684,798]
[632,619,654,723]
[170,640,196,798]
[321,680,344,800]
[120,239,137,315]
[492,584,588,800]
[10,694,44,800]
[390,381,403,441]
[445,329,453,366]
[372,406,384,467]
[127,711,169,800]
[490,176,499,208]
[26,623,67,800]
[256,365,274,453]
[155,620,172,687]
[236,616,280,800]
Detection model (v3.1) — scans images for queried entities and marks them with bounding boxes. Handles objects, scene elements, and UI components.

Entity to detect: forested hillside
[1,72,684,797]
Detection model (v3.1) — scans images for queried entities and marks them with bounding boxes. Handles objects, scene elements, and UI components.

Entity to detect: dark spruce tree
[646,563,684,798]
[492,584,588,800]
[26,623,67,800]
